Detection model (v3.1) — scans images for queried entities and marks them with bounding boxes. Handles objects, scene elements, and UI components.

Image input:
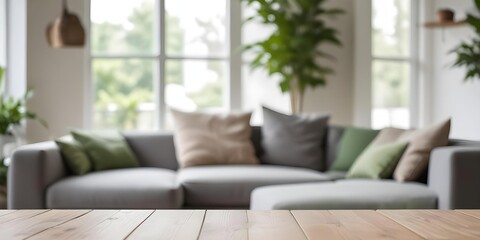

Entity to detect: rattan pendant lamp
[46,0,85,48]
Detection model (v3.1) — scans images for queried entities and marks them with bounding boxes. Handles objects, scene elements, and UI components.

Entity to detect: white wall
[430,0,480,140]
[303,0,354,126]
[352,0,372,127]
[26,0,86,143]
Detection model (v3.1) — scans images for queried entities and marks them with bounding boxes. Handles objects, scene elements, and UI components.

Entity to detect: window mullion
[409,0,420,128]
[85,0,92,129]
[158,0,166,129]
[228,0,242,110]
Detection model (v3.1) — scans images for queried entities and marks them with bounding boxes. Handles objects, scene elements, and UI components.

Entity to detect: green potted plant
[450,0,480,81]
[242,0,343,112]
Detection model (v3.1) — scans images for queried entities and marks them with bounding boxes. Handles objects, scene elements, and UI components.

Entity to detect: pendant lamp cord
[62,0,68,15]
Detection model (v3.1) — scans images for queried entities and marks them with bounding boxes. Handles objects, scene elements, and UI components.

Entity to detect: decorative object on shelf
[46,0,85,48]
[242,0,343,113]
[0,66,48,156]
[438,9,455,23]
[450,0,480,81]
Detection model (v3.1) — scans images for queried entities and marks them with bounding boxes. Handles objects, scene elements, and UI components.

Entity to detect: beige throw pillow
[393,118,451,182]
[171,109,259,168]
[370,128,406,146]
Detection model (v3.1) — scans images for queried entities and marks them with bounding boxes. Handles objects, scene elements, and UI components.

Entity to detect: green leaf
[466,14,480,34]
[475,0,480,11]
[279,80,290,93]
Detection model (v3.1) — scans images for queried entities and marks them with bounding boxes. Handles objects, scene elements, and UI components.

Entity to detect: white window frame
[353,0,419,129]
[0,0,7,82]
[85,0,242,130]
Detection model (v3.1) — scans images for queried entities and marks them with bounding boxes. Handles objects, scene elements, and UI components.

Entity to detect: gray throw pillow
[261,107,330,170]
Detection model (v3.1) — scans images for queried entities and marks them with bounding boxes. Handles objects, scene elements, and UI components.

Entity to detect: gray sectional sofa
[7,127,480,210]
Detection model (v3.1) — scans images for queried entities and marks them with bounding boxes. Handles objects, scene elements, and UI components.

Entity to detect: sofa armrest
[428,146,480,209]
[8,141,67,209]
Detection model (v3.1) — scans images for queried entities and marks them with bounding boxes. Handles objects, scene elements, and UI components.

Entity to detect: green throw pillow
[55,136,92,175]
[330,127,379,171]
[347,141,408,179]
[71,130,140,171]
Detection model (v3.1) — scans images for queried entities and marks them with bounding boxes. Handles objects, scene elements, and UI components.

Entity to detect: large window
[90,0,229,130]
[371,0,413,129]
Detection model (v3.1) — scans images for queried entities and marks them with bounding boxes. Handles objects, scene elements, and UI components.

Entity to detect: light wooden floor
[0,210,479,239]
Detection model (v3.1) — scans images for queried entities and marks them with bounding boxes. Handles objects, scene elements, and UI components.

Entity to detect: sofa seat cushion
[46,168,183,209]
[178,165,332,207]
[251,180,437,210]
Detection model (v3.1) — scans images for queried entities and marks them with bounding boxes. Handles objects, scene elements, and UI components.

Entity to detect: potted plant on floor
[450,0,480,81]
[242,0,344,113]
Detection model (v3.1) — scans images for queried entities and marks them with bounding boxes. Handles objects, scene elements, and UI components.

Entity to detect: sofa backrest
[123,126,480,172]
[125,126,340,171]
[123,132,179,170]
[123,128,268,170]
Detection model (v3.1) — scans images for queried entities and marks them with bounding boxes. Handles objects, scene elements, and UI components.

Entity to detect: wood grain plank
[29,210,120,240]
[0,210,16,217]
[380,210,480,239]
[127,210,205,240]
[0,210,49,224]
[247,210,307,240]
[292,210,423,240]
[53,210,153,240]
[198,210,248,240]
[0,210,89,240]
[458,210,480,220]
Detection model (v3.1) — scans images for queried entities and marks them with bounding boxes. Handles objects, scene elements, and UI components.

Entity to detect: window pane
[165,60,226,128]
[165,60,225,110]
[92,59,157,130]
[91,0,157,55]
[372,0,410,58]
[242,65,290,125]
[372,60,410,129]
[165,0,227,57]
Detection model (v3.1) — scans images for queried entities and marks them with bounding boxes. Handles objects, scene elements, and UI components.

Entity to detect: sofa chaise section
[250,145,480,210]
[250,180,437,210]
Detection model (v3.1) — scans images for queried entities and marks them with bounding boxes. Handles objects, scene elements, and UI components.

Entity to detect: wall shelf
[424,20,467,28]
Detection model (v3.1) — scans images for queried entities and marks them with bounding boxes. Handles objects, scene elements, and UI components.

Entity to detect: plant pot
[437,9,455,23]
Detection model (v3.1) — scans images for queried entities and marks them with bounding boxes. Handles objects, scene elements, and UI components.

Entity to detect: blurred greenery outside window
[90,0,227,130]
[371,0,412,129]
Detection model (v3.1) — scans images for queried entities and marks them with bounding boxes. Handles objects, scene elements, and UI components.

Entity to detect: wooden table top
[0,210,479,239]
